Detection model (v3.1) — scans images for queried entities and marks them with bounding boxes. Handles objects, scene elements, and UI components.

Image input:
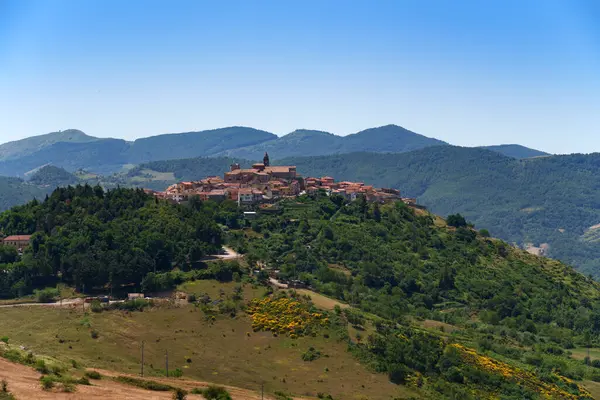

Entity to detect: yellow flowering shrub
[448,344,592,400]
[246,297,328,337]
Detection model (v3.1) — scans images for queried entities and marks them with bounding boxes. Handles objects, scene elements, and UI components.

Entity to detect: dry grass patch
[178,280,266,302]
[0,300,411,399]
[287,289,349,311]
[419,319,459,334]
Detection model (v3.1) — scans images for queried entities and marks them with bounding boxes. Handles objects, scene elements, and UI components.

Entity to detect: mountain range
[0,125,547,177]
[8,123,600,278]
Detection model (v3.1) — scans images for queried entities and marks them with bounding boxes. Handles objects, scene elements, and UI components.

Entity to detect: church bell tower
[263,152,270,167]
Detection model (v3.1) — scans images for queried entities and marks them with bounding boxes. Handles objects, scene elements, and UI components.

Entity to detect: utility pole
[141,341,145,377]
[261,382,264,400]
[165,350,169,377]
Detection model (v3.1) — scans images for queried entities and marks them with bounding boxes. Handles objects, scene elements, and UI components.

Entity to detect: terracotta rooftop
[264,166,296,173]
[3,235,32,241]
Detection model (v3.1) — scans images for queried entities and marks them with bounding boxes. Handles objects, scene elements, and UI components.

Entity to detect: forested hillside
[27,165,79,187]
[0,177,48,212]
[0,129,97,161]
[227,194,600,399]
[217,124,448,160]
[126,126,276,164]
[3,188,600,397]
[0,138,132,176]
[0,127,274,176]
[0,125,547,178]
[124,147,600,275]
[276,148,600,277]
[0,186,230,296]
[127,156,250,190]
[480,144,550,159]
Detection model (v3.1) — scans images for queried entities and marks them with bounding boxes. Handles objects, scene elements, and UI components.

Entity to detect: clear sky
[0,0,599,154]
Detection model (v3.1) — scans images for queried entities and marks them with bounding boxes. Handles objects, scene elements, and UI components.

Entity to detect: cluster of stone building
[0,235,31,254]
[151,153,415,207]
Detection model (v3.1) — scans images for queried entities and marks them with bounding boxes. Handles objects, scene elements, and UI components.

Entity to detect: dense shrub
[200,385,232,400]
[301,347,322,362]
[85,370,102,380]
[115,376,174,391]
[447,214,467,228]
[34,288,59,303]
[388,364,412,384]
[172,388,188,400]
[40,376,54,390]
[90,300,103,313]
[35,359,49,374]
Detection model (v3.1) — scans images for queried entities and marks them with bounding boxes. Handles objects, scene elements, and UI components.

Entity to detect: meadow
[0,281,412,400]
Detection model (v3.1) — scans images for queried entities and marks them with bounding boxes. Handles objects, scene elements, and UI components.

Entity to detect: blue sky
[0,0,599,154]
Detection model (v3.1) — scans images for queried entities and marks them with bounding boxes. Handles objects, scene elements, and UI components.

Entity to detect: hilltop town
[151,152,415,206]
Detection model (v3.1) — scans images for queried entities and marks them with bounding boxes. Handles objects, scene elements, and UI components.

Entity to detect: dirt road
[0,356,299,399]
[200,246,241,262]
[0,298,82,309]
[216,246,240,260]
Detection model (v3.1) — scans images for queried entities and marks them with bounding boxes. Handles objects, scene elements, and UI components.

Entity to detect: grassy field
[0,282,413,400]
[571,347,600,361]
[583,380,600,399]
[178,280,267,303]
[286,289,349,311]
[129,169,176,183]
[0,284,80,305]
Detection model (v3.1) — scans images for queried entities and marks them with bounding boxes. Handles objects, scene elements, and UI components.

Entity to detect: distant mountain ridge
[0,127,276,176]
[216,124,448,160]
[0,129,98,161]
[0,125,549,176]
[479,144,549,159]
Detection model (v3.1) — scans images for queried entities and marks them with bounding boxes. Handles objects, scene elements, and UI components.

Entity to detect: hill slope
[2,188,600,398]
[0,138,132,176]
[218,124,447,160]
[0,127,276,176]
[233,195,600,399]
[0,177,49,212]
[481,144,550,159]
[27,165,79,187]
[126,126,277,164]
[126,156,251,191]
[0,129,98,161]
[277,148,600,276]
[116,147,600,276]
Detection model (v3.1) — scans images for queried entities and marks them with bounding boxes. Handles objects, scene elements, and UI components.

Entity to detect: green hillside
[480,144,550,159]
[127,156,250,187]
[0,127,275,177]
[218,124,448,160]
[27,165,79,187]
[2,188,600,398]
[0,185,224,295]
[226,193,600,398]
[276,148,600,277]
[0,177,48,212]
[122,147,600,276]
[126,126,277,164]
[0,129,98,161]
[217,129,344,160]
[0,138,131,176]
